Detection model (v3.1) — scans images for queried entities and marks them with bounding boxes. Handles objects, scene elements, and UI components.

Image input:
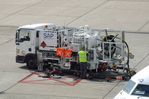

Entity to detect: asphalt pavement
[0,0,149,99]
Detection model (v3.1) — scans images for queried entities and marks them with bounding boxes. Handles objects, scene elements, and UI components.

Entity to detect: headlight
[21,50,26,55]
[16,49,20,55]
[16,49,26,55]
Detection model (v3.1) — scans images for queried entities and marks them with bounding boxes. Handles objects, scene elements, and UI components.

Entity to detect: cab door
[16,29,35,58]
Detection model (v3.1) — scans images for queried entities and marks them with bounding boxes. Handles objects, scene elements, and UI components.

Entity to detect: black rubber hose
[123,41,130,72]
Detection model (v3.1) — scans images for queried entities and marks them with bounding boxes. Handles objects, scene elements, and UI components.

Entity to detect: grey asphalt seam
[0,38,14,46]
[0,83,18,95]
[137,21,149,31]
[0,0,44,21]
[1,92,98,99]
[133,53,149,69]
[102,81,121,99]
[66,0,108,25]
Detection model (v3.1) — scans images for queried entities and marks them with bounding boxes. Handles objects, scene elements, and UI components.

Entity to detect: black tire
[26,58,37,69]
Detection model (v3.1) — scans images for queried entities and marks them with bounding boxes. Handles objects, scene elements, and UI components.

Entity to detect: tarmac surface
[0,0,149,99]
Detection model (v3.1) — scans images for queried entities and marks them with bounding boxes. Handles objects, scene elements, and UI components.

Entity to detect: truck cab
[114,65,149,99]
[15,23,56,68]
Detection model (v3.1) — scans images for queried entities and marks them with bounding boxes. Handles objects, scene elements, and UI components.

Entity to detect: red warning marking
[18,72,34,83]
[20,78,49,83]
[51,77,81,86]
[40,41,46,48]
[18,72,81,86]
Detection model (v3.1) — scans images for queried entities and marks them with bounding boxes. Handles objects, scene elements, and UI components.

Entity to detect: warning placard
[39,30,57,50]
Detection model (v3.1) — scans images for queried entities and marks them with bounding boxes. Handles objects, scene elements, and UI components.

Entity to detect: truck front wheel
[26,58,37,69]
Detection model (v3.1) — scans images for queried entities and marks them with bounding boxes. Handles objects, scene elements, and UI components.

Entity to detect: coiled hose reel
[102,35,116,57]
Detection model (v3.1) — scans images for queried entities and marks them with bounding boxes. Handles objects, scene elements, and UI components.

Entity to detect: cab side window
[19,29,31,42]
[132,84,149,97]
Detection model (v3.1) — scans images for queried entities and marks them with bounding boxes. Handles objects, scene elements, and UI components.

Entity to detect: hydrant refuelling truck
[15,23,132,79]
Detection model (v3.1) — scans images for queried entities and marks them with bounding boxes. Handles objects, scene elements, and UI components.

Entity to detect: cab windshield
[123,80,136,94]
[131,84,149,97]
[16,29,31,42]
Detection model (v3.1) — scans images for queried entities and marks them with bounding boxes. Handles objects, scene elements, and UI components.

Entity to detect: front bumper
[16,55,25,63]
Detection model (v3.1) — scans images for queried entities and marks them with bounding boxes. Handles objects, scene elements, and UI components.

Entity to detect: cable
[123,41,130,70]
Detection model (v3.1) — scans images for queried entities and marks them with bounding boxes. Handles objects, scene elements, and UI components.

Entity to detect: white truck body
[114,65,149,99]
[15,23,129,73]
[39,28,57,50]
